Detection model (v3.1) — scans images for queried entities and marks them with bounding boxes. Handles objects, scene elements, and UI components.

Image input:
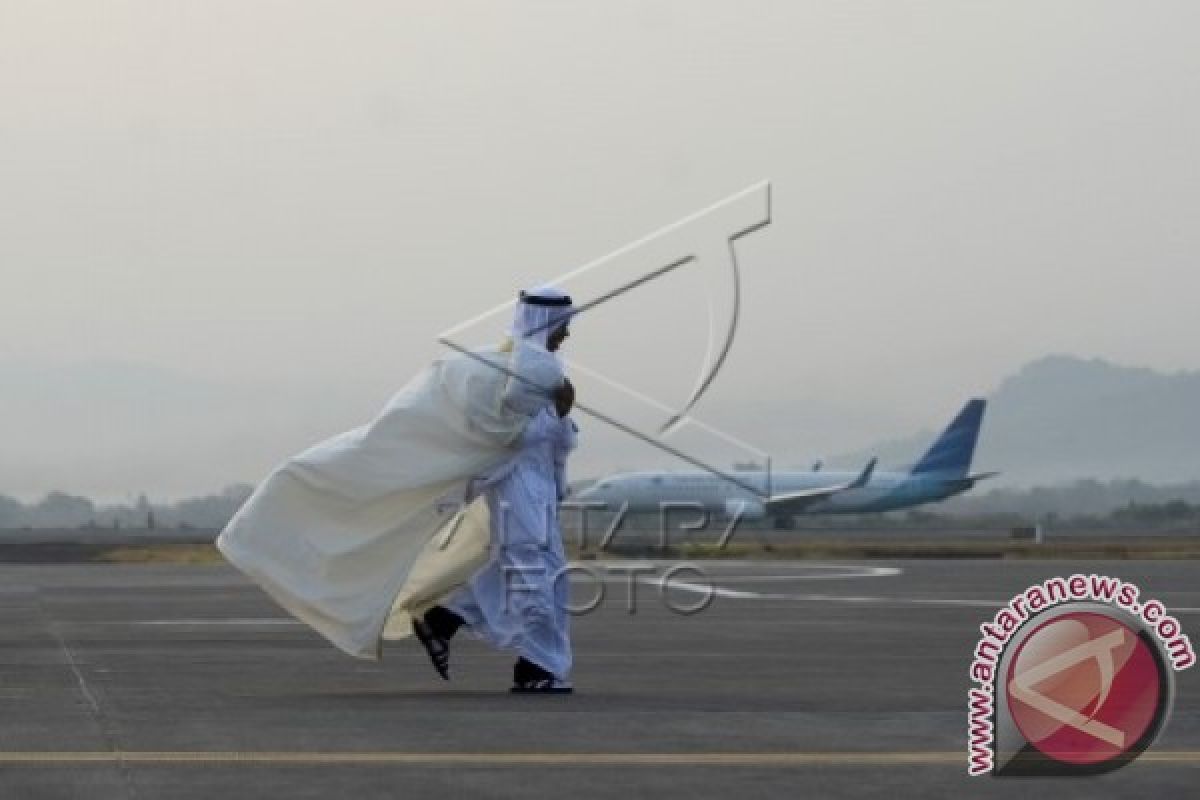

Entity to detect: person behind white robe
[413,286,578,692]
[217,285,575,670]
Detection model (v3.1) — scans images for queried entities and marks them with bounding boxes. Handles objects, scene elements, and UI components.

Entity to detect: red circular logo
[1006,611,1163,765]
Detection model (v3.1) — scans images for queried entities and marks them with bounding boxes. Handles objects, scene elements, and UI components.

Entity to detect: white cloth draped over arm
[500,341,576,500]
[217,346,530,660]
[500,341,564,416]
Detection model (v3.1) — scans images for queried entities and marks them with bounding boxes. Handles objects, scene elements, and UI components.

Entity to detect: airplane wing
[764,458,877,515]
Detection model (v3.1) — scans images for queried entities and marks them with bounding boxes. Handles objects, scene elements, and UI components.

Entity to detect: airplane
[574,398,997,523]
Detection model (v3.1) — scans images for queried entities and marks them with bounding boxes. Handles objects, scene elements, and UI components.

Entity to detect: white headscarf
[510,285,574,348]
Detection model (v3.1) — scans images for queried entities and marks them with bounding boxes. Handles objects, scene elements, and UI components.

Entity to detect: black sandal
[412,618,451,680]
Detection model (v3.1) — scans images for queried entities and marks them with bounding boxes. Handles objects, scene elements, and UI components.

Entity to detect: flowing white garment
[447,403,578,679]
[217,345,546,660]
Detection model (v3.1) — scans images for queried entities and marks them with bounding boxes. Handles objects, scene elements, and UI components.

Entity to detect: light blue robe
[448,343,577,680]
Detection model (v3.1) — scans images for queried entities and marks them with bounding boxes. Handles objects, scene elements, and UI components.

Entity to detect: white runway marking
[714,574,897,583]
[587,562,900,580]
[631,564,1200,613]
[649,585,1200,613]
[646,579,771,600]
[580,561,901,577]
[109,560,1200,625]
[619,563,902,599]
[637,563,902,601]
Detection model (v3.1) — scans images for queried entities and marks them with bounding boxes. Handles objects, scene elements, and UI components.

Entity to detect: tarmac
[1,559,1198,798]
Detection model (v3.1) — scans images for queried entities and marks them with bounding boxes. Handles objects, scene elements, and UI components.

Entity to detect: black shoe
[412,618,450,680]
[510,679,573,694]
[511,657,572,693]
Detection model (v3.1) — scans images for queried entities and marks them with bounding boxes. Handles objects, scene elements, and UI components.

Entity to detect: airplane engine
[724,498,765,520]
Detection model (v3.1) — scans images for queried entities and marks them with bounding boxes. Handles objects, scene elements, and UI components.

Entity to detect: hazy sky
[2,2,1198,499]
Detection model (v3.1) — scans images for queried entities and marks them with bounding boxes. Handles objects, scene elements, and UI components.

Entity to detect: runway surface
[1,559,1198,798]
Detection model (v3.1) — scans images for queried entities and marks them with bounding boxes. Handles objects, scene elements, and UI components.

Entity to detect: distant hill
[835,355,1200,486]
[5,353,1198,502]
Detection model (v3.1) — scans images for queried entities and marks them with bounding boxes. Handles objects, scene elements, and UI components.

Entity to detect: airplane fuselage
[576,469,974,518]
[576,398,993,519]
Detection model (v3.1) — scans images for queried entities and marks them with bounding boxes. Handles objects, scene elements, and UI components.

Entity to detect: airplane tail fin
[909,398,986,478]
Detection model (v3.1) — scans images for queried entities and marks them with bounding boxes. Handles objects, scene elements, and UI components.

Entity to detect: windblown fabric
[383,341,570,649]
[217,345,534,660]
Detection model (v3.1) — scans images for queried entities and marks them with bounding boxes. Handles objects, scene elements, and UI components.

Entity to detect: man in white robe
[217,286,576,677]
[413,287,578,693]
